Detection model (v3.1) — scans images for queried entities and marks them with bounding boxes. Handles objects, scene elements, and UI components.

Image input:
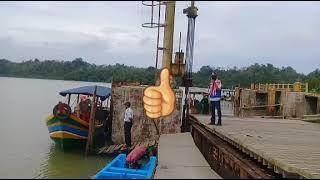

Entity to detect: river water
[0,76,235,178]
[0,77,112,179]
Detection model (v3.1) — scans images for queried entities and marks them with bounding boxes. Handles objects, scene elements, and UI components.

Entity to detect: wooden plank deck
[192,114,320,179]
[154,133,221,179]
[96,140,158,155]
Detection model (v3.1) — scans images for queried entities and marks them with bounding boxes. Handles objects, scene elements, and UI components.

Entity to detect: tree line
[0,58,319,92]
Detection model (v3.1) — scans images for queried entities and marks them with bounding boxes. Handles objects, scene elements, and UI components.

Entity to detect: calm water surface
[0,77,112,179]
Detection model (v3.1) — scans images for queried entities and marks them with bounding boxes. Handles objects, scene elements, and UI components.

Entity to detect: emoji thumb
[159,68,171,88]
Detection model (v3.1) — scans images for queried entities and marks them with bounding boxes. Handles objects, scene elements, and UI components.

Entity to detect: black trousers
[210,101,222,125]
[124,121,132,147]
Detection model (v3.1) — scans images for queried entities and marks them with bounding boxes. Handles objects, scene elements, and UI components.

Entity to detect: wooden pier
[190,114,320,179]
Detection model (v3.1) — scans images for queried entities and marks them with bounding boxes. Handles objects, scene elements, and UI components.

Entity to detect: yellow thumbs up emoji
[143,68,176,119]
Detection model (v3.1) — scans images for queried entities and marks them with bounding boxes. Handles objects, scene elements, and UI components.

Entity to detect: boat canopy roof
[59,85,111,101]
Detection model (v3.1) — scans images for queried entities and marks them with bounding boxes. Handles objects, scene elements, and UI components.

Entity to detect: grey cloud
[1,1,320,74]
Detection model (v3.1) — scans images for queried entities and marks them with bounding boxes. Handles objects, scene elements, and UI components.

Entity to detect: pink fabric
[210,79,221,96]
[80,95,88,102]
[126,146,147,164]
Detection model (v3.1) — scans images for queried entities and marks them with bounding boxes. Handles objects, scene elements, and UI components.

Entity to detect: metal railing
[250,82,308,93]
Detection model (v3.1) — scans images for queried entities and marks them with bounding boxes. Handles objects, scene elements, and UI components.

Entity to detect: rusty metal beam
[162,1,176,70]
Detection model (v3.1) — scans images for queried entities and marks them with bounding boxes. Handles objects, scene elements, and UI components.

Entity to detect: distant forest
[0,58,319,92]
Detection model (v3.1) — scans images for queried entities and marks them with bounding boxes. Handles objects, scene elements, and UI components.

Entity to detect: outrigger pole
[85,85,98,155]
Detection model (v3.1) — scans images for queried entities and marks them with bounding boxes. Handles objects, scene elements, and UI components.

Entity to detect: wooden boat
[92,153,157,179]
[46,85,112,150]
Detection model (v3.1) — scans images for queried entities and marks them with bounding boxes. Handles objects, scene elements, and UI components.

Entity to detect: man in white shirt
[124,102,134,148]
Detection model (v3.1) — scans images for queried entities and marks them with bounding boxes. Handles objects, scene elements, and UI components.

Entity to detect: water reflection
[36,143,110,179]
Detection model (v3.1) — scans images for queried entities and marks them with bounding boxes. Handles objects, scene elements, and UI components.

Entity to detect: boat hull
[46,114,89,150]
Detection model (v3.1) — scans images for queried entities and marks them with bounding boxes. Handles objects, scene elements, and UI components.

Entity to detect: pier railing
[250,82,308,93]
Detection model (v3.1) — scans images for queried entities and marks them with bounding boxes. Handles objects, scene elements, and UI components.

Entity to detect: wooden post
[68,94,71,105]
[251,83,254,90]
[85,86,98,155]
[77,94,80,104]
[305,83,308,93]
[234,87,239,117]
[182,86,190,132]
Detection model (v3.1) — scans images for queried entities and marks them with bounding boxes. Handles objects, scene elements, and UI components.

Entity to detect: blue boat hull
[92,154,157,179]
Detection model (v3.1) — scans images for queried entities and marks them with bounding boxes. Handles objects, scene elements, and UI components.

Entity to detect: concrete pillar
[268,89,276,116]
[111,85,183,144]
[295,92,305,118]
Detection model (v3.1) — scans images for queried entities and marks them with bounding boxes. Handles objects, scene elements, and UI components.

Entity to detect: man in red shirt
[208,72,222,126]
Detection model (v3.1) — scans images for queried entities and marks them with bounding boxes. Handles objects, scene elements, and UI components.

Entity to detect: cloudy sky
[0,1,319,74]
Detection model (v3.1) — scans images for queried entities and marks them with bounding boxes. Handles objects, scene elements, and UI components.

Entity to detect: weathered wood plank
[104,145,113,153]
[119,144,127,152]
[114,145,122,152]
[97,140,159,155]
[108,145,117,154]
[98,146,107,154]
